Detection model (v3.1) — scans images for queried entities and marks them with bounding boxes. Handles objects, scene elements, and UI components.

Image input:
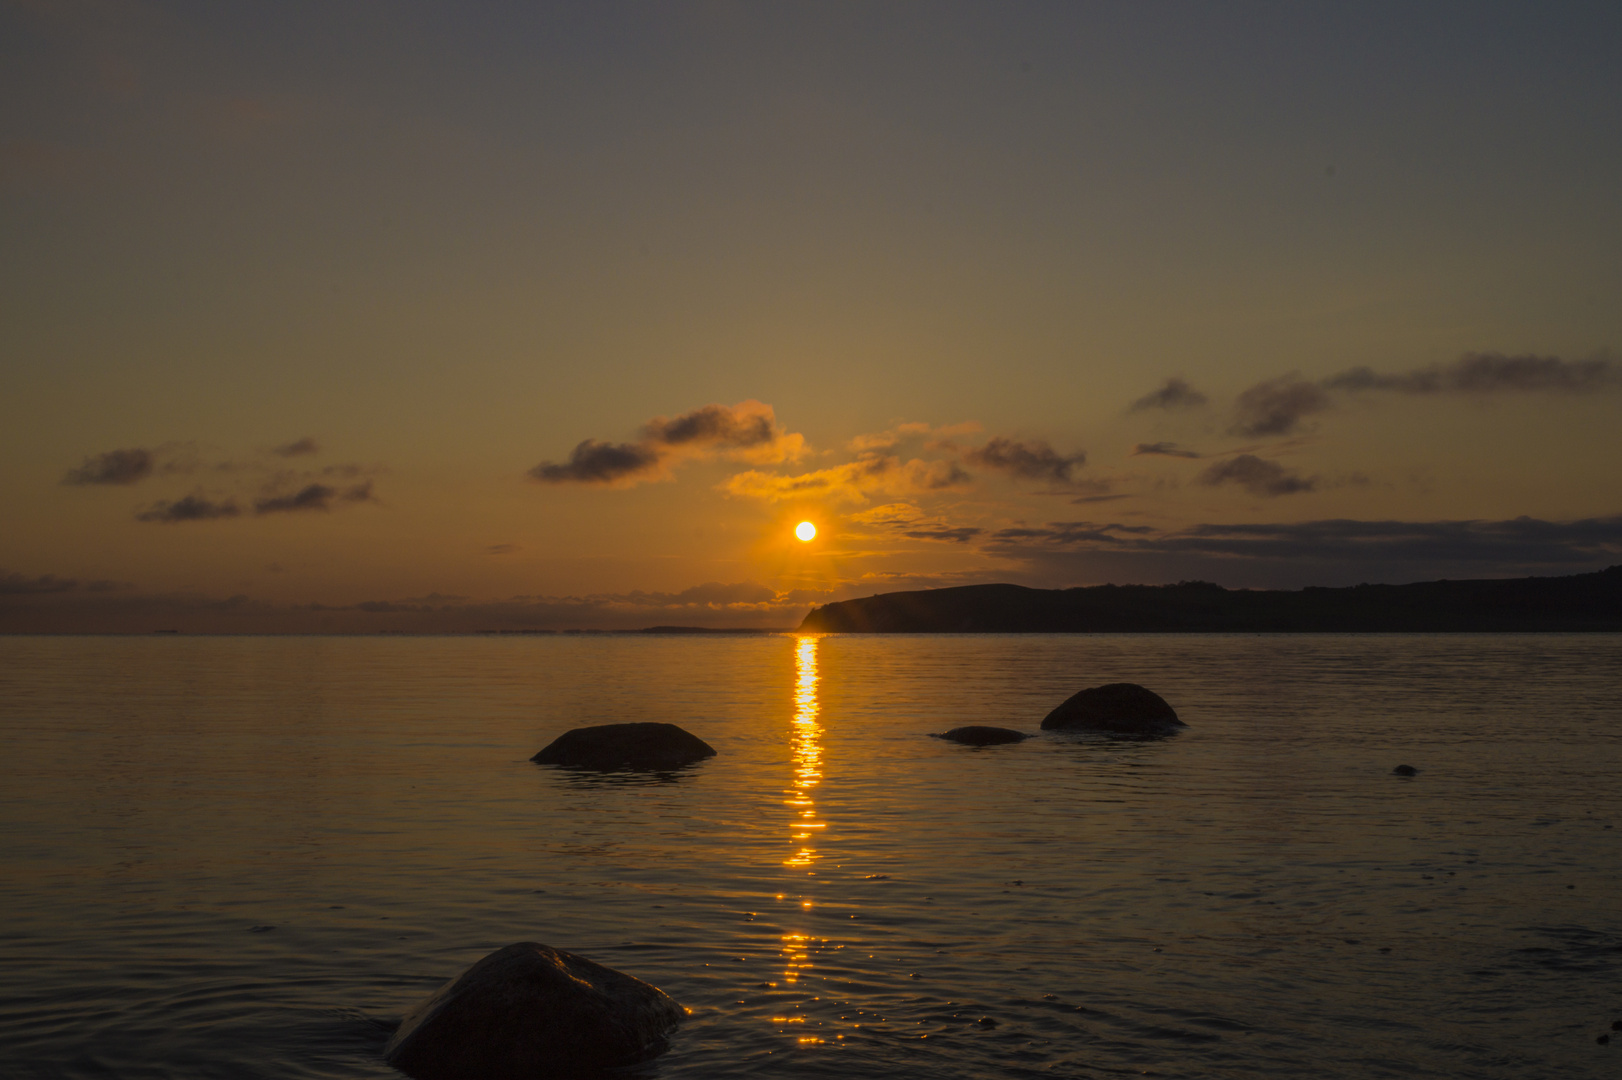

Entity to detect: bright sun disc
[795,521,816,542]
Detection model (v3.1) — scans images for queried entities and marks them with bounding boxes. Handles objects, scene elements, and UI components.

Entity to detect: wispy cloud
[63,448,153,485]
[986,514,1622,569]
[965,437,1086,484]
[254,481,374,514]
[529,400,805,488]
[1230,376,1333,437]
[1128,376,1208,412]
[271,437,320,457]
[1196,454,1316,496]
[1324,352,1618,395]
[0,570,79,594]
[902,525,983,543]
[136,494,241,522]
[1229,352,1618,436]
[1131,441,1202,459]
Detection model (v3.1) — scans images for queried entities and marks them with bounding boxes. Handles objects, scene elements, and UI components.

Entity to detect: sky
[3,0,1620,631]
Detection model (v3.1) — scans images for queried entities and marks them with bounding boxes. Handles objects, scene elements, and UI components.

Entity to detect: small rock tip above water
[934,725,1030,746]
[383,941,685,1080]
[1392,764,1420,777]
[1039,682,1185,735]
[531,722,716,772]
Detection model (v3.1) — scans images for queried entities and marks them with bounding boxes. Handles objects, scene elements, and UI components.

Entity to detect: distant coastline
[797,565,1622,633]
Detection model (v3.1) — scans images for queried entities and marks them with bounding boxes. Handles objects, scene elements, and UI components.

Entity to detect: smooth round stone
[531,722,716,771]
[383,942,686,1080]
[935,726,1030,746]
[1039,682,1185,734]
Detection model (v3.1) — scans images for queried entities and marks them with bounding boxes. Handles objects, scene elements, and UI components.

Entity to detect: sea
[1,633,1619,1080]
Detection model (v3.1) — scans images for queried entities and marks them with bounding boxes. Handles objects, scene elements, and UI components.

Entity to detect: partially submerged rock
[383,941,685,1080]
[935,725,1030,746]
[531,722,716,772]
[1039,682,1185,735]
[1392,764,1419,777]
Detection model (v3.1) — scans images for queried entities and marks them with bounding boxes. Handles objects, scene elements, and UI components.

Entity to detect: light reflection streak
[781,635,823,988]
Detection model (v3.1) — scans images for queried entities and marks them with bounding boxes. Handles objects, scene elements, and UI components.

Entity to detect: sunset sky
[3,1,1619,631]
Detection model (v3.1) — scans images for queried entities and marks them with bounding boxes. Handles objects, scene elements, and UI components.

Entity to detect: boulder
[383,942,686,1080]
[531,722,716,771]
[1392,764,1419,777]
[1039,682,1185,734]
[935,726,1030,746]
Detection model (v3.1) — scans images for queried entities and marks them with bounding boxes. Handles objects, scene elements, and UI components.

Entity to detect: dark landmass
[798,566,1622,633]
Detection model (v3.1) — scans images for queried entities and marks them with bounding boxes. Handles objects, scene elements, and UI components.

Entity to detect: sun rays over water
[782,635,825,987]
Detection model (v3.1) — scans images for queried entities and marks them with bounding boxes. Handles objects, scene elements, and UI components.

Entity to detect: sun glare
[795,521,817,542]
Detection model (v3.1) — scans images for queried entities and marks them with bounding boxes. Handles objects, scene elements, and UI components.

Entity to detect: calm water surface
[1,634,1619,1079]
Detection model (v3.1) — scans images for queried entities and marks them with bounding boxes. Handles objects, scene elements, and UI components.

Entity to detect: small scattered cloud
[848,422,932,452]
[0,570,78,594]
[136,494,242,523]
[64,448,153,485]
[966,437,1086,484]
[1132,441,1202,459]
[1323,352,1618,395]
[1129,376,1208,412]
[1230,376,1333,437]
[1228,352,1618,438]
[530,400,804,488]
[850,503,923,527]
[486,544,520,555]
[724,453,897,503]
[902,459,972,490]
[903,525,983,543]
[271,437,320,457]
[983,514,1622,579]
[529,440,664,485]
[1196,454,1316,497]
[254,481,374,514]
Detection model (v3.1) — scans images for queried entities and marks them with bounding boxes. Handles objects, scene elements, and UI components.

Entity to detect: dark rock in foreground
[531,722,716,771]
[383,942,685,1080]
[935,726,1030,746]
[1040,683,1185,734]
[1392,764,1419,776]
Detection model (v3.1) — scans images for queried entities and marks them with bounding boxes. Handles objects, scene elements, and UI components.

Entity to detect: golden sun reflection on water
[781,635,824,988]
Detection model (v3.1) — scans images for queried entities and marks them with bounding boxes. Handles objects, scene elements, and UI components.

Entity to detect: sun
[795,521,817,542]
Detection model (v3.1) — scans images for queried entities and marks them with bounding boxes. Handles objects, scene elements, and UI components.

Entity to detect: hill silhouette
[798,566,1622,633]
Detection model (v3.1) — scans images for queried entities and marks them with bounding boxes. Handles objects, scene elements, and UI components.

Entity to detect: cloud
[253,481,374,514]
[530,400,805,487]
[486,544,520,555]
[529,439,664,485]
[621,581,777,606]
[1129,377,1209,412]
[1132,441,1202,459]
[850,503,923,527]
[981,514,1622,588]
[723,453,898,503]
[849,422,933,452]
[271,437,320,457]
[1323,352,1618,395]
[136,494,241,522]
[966,437,1086,484]
[1228,352,1619,438]
[0,570,78,594]
[902,459,972,490]
[64,448,154,485]
[1196,454,1316,496]
[1230,376,1334,437]
[903,525,983,543]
